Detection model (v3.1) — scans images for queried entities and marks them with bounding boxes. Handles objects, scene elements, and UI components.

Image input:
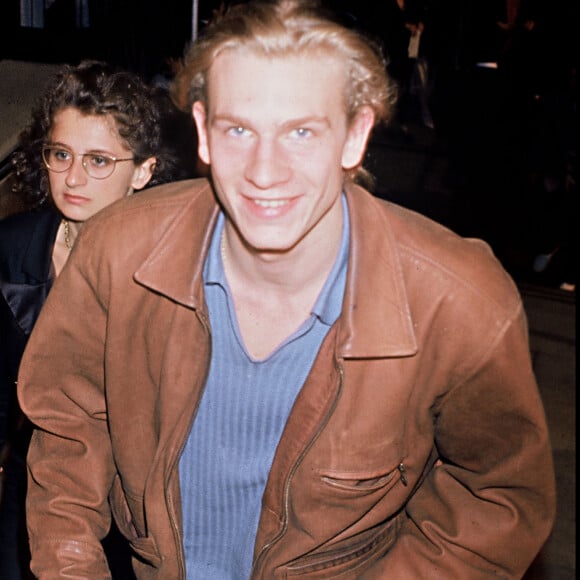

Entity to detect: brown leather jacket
[18,179,556,579]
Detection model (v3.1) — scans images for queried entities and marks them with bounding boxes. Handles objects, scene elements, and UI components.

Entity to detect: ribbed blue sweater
[179,202,349,579]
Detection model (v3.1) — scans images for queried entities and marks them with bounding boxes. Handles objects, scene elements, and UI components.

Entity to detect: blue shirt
[179,197,349,579]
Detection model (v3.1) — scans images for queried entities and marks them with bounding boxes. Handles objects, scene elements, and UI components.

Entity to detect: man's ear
[341,106,375,170]
[131,157,157,191]
[192,101,210,165]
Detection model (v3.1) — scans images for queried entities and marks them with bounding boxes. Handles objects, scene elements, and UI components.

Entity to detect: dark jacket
[0,205,59,446]
[18,179,556,579]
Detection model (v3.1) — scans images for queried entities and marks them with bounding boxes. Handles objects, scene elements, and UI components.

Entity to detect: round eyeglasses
[42,146,134,180]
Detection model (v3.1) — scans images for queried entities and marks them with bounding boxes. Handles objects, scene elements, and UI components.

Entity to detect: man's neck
[221,211,342,295]
[220,208,344,359]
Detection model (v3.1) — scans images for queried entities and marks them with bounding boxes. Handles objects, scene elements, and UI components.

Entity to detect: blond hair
[171,0,396,185]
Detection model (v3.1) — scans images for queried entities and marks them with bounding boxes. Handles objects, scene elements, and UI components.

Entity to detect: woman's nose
[64,157,89,186]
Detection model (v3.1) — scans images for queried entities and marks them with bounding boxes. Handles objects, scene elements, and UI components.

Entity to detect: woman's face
[46,107,156,222]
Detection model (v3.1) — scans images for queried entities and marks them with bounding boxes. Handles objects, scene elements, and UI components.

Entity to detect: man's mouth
[252,198,290,209]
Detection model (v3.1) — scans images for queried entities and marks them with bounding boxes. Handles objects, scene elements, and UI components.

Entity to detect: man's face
[193,49,374,255]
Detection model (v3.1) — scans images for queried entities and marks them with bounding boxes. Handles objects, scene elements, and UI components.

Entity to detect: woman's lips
[63,193,90,205]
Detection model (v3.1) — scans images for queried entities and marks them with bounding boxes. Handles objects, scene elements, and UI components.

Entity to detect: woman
[0,60,179,579]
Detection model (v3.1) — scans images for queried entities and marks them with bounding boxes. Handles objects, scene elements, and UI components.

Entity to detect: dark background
[1,0,576,289]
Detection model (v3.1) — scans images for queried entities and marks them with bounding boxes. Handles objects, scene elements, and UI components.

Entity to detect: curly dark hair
[12,60,182,207]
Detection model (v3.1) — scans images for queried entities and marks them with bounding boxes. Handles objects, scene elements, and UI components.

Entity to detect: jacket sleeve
[370,303,557,578]
[17,251,115,579]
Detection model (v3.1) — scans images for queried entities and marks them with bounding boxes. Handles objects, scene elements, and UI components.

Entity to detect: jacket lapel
[0,206,60,335]
[133,180,219,311]
[339,183,418,358]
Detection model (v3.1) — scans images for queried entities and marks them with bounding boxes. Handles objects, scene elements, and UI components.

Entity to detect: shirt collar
[204,195,349,327]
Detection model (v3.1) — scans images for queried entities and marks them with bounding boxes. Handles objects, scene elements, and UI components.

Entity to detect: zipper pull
[398,462,408,486]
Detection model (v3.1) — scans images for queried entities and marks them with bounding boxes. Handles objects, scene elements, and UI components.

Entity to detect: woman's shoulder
[0,205,60,262]
[0,205,59,238]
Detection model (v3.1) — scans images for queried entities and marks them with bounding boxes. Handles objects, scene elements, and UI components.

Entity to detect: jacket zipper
[166,310,212,579]
[251,361,345,577]
[397,462,408,486]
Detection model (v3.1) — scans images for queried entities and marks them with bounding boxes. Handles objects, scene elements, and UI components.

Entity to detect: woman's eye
[54,149,72,161]
[88,155,111,168]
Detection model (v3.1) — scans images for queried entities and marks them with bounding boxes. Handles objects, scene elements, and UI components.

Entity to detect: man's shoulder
[351,189,521,312]
[350,186,494,266]
[84,178,213,236]
[76,178,216,266]
[98,178,211,219]
[386,201,521,312]
[136,177,212,204]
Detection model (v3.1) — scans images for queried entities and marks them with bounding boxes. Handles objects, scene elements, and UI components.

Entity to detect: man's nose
[244,138,290,188]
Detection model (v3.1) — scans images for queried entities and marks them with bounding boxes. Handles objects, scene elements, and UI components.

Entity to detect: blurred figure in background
[381,0,437,129]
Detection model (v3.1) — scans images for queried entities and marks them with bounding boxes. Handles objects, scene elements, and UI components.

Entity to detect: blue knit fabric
[179,199,349,579]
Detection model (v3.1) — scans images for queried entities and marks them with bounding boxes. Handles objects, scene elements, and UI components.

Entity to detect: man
[18,1,555,578]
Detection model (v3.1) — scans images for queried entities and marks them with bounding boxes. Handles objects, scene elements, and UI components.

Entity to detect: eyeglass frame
[41,145,135,180]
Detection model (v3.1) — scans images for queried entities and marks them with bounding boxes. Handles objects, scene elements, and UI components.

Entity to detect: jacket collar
[338,182,418,358]
[134,179,417,358]
[134,180,219,310]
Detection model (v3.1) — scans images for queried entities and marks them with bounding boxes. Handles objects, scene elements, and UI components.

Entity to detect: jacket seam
[444,302,525,400]
[398,241,519,315]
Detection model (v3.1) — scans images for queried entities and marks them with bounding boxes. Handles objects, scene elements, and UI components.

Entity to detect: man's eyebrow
[210,114,250,129]
[281,116,331,129]
[212,113,241,123]
[211,114,331,129]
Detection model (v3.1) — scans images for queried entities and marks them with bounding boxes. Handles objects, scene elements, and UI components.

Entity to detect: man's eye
[292,128,312,138]
[227,126,247,137]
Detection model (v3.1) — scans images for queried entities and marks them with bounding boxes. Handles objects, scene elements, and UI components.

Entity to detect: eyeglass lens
[42,147,132,179]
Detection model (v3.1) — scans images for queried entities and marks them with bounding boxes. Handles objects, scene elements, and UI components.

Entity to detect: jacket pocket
[321,469,399,494]
[319,459,405,497]
[283,514,404,577]
[109,475,143,539]
[129,536,162,569]
[109,477,163,569]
